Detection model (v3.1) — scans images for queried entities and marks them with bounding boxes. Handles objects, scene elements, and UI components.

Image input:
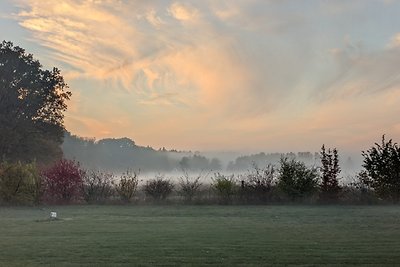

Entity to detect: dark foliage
[144,176,174,201]
[0,41,71,164]
[227,152,318,172]
[179,154,222,171]
[342,173,379,204]
[0,161,42,204]
[320,145,341,202]
[240,163,275,203]
[277,158,319,201]
[82,170,114,204]
[361,135,400,202]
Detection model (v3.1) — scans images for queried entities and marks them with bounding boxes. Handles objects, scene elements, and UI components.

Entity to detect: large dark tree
[361,135,400,202]
[0,41,71,164]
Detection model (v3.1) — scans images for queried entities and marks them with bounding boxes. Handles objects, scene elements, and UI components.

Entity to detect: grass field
[1,205,400,266]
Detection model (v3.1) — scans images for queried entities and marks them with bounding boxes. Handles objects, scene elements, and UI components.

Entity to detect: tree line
[63,132,222,172]
[1,40,400,205]
[1,137,399,205]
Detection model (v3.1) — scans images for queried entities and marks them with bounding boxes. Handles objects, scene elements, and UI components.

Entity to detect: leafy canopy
[278,158,319,201]
[361,135,400,202]
[0,41,71,164]
[320,145,341,202]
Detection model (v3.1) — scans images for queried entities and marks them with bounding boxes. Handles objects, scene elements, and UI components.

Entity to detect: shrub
[82,170,114,204]
[42,159,84,204]
[212,173,237,204]
[341,173,379,204]
[144,175,174,201]
[0,162,42,205]
[240,163,275,203]
[320,145,341,202]
[114,170,139,203]
[361,135,400,202]
[277,158,319,201]
[178,171,203,203]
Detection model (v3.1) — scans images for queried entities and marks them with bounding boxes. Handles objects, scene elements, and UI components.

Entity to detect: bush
[212,173,237,204]
[82,170,114,204]
[361,135,400,202]
[340,174,379,204]
[0,162,42,205]
[178,172,203,203]
[240,163,275,203]
[42,159,84,204]
[114,170,139,203]
[144,175,174,201]
[277,158,319,201]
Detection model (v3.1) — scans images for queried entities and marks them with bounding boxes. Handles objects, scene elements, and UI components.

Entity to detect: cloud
[15,0,293,116]
[315,39,400,102]
[389,33,400,48]
[144,9,165,28]
[15,0,137,79]
[12,0,311,114]
[9,0,400,152]
[168,2,199,21]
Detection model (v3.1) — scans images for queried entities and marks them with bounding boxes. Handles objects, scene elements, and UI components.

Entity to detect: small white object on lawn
[50,211,57,219]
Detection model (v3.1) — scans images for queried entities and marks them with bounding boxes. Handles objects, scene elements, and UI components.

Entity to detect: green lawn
[1,205,400,266]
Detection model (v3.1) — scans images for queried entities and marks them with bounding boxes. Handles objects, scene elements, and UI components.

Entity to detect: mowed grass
[1,205,400,266]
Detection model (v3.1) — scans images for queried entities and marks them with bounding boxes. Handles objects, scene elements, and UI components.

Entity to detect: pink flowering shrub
[42,159,84,204]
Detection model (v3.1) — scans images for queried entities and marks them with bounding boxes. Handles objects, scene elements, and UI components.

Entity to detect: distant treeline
[62,132,222,172]
[227,152,320,171]
[2,135,400,205]
[62,132,358,173]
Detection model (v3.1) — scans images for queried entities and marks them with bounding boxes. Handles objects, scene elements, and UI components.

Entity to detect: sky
[1,0,400,154]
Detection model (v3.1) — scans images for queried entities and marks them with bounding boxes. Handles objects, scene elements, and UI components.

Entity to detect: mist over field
[2,0,398,199]
[61,132,363,184]
[2,2,400,266]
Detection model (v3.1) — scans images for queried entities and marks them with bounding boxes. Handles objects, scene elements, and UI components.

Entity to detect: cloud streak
[13,0,313,113]
[7,0,400,151]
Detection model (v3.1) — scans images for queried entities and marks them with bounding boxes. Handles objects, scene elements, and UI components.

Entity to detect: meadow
[1,205,400,266]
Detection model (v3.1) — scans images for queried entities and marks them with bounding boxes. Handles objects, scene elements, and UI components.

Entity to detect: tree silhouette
[0,41,71,164]
[277,158,319,201]
[320,145,341,202]
[361,135,400,202]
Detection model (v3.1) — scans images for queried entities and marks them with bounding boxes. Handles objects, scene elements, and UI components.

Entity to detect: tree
[178,154,222,171]
[0,41,71,164]
[277,158,319,201]
[320,145,341,202]
[0,161,42,204]
[361,135,400,202]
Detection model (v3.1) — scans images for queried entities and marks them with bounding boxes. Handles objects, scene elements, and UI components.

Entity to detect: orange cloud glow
[6,0,400,154]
